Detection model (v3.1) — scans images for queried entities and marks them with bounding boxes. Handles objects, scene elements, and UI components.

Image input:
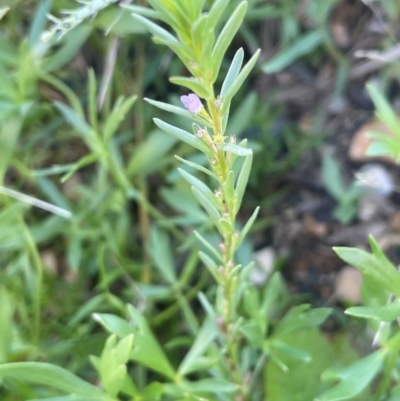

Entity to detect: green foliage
[3,1,399,401]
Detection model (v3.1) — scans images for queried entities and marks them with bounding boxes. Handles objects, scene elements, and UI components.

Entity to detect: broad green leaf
[211,2,248,82]
[153,118,212,156]
[334,236,400,298]
[235,153,253,212]
[317,350,385,401]
[346,301,400,322]
[262,31,322,73]
[270,340,312,363]
[170,77,210,98]
[266,330,362,401]
[274,305,331,336]
[240,321,263,347]
[127,305,176,379]
[0,363,105,397]
[92,313,133,337]
[221,49,260,115]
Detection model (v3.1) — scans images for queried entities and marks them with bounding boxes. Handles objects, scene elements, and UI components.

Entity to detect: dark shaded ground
[252,0,400,304]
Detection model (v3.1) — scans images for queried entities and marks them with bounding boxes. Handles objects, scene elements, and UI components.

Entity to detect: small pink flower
[181,93,203,114]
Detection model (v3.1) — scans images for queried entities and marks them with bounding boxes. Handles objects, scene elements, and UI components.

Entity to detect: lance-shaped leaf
[199,251,223,284]
[221,143,252,156]
[170,76,210,98]
[145,98,212,127]
[175,156,216,178]
[206,0,230,32]
[346,301,400,322]
[131,14,179,48]
[0,363,106,397]
[153,118,212,156]
[179,318,219,376]
[192,187,222,227]
[178,168,221,211]
[236,206,260,249]
[235,152,253,213]
[121,4,162,19]
[221,48,244,99]
[334,236,400,298]
[317,350,386,401]
[211,2,248,83]
[147,227,177,284]
[221,49,261,115]
[194,230,222,262]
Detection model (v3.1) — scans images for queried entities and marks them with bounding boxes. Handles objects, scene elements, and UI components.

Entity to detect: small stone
[335,266,362,304]
[349,119,396,163]
[251,247,275,286]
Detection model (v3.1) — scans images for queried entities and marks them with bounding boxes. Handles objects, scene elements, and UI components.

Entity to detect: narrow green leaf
[206,0,230,32]
[145,98,212,127]
[0,363,105,397]
[154,118,212,155]
[221,48,244,99]
[199,251,222,284]
[175,156,216,178]
[221,143,252,156]
[61,154,99,183]
[235,153,253,212]
[236,206,260,249]
[221,49,260,115]
[178,168,220,211]
[104,95,137,143]
[198,292,218,320]
[54,101,93,139]
[179,318,218,376]
[170,76,210,98]
[218,218,232,235]
[194,231,222,262]
[192,187,222,227]
[346,301,400,322]
[262,31,322,73]
[131,14,180,47]
[148,227,177,284]
[211,2,248,82]
[120,4,162,19]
